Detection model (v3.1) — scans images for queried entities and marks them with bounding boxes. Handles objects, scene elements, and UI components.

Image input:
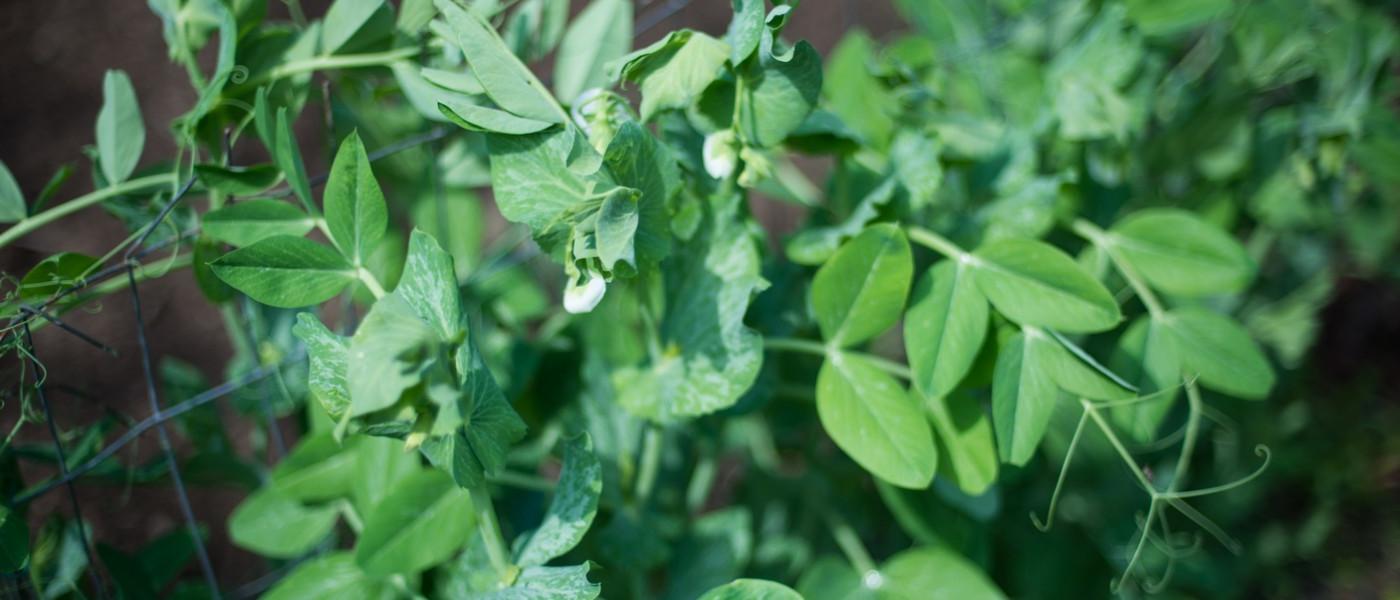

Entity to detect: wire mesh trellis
[1,0,699,596]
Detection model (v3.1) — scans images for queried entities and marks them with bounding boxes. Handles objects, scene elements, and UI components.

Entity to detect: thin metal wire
[19,305,117,356]
[123,178,197,261]
[125,264,222,598]
[21,323,107,599]
[12,359,291,505]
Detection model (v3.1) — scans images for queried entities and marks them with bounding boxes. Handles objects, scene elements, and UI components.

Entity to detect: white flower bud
[563,271,607,314]
[703,130,738,180]
[570,88,607,132]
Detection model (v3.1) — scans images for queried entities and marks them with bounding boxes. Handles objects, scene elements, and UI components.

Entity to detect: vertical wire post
[125,265,222,598]
[21,324,107,599]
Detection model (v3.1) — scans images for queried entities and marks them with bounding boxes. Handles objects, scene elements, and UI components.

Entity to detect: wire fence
[1,0,699,596]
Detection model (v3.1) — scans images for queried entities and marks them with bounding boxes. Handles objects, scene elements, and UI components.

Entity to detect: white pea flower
[703,129,739,179]
[563,269,607,314]
[570,88,607,132]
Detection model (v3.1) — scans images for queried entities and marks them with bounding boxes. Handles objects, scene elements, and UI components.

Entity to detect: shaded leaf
[811,224,913,348]
[210,236,357,307]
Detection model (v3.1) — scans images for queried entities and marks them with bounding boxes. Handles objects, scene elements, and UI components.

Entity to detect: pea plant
[2,0,1395,597]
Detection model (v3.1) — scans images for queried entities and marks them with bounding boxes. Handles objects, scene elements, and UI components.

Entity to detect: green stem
[242,47,421,89]
[1069,219,1166,318]
[358,268,387,299]
[906,226,970,261]
[1081,398,1157,495]
[762,336,828,356]
[1169,379,1205,493]
[763,337,913,381]
[468,485,519,585]
[634,425,663,506]
[338,499,365,534]
[283,0,307,27]
[0,174,177,250]
[490,470,557,493]
[825,510,878,575]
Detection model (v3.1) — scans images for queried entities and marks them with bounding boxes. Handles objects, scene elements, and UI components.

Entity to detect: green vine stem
[824,509,878,577]
[633,424,663,507]
[763,336,913,381]
[239,47,422,89]
[0,174,178,250]
[1068,219,1166,318]
[468,485,520,585]
[905,225,970,262]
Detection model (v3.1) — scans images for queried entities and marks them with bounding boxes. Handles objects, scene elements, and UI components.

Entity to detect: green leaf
[992,331,1058,466]
[355,469,475,577]
[817,351,937,489]
[439,101,557,134]
[594,187,640,271]
[0,160,26,222]
[210,235,357,307]
[737,41,823,148]
[446,562,601,599]
[293,314,353,421]
[228,487,339,558]
[396,229,466,340]
[434,0,563,123]
[615,213,765,422]
[275,108,314,211]
[96,70,145,184]
[348,294,441,416]
[890,132,943,209]
[20,252,99,301]
[193,235,236,303]
[905,260,989,399]
[270,433,361,502]
[202,199,315,247]
[421,347,527,489]
[785,178,895,266]
[880,546,1005,599]
[1037,329,1135,401]
[811,224,913,348]
[193,163,282,196]
[824,32,896,148]
[926,392,999,496]
[513,435,603,567]
[324,131,389,266]
[971,237,1121,333]
[1108,209,1254,297]
[323,0,386,54]
[1125,0,1230,36]
[795,556,866,600]
[602,121,679,266]
[554,0,632,103]
[487,130,611,255]
[699,579,802,600]
[726,0,766,66]
[1109,316,1181,443]
[0,505,28,571]
[352,435,421,516]
[263,552,396,600]
[614,30,731,121]
[1163,307,1275,399]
